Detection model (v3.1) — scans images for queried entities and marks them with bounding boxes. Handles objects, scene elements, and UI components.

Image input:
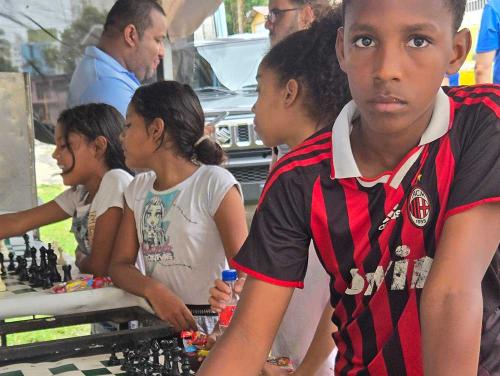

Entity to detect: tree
[0,28,17,72]
[44,5,106,74]
[224,0,268,34]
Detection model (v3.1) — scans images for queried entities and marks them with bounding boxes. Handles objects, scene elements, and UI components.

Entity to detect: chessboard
[0,338,197,375]
[0,235,74,299]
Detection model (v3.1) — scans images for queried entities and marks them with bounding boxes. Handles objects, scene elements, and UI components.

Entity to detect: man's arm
[198,277,295,376]
[475,51,496,84]
[421,202,500,376]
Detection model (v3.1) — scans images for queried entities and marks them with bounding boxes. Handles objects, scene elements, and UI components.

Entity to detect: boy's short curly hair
[342,0,467,31]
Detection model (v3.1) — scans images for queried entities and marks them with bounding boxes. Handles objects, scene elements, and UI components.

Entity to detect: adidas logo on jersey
[345,245,433,296]
[378,204,401,231]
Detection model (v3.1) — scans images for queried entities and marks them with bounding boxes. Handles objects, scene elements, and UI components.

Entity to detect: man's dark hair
[130,81,226,165]
[291,0,333,20]
[103,0,165,38]
[342,0,466,31]
[261,6,351,126]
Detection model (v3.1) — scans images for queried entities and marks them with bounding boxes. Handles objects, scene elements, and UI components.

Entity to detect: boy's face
[336,0,470,134]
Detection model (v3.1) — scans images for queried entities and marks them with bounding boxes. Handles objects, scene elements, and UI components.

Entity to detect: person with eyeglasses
[265,0,332,47]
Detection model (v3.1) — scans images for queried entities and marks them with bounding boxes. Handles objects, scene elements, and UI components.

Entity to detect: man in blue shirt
[475,0,500,84]
[68,0,167,116]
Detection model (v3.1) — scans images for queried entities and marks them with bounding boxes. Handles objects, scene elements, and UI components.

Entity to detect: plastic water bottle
[218,269,238,333]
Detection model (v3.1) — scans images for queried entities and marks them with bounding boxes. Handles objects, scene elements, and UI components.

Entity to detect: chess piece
[41,268,52,289]
[181,355,192,376]
[0,239,8,258]
[0,273,6,292]
[171,347,182,376]
[39,247,47,271]
[29,247,38,275]
[62,264,72,282]
[108,343,120,366]
[47,248,61,283]
[7,252,15,272]
[0,253,6,277]
[18,258,29,281]
[23,233,30,258]
[151,339,162,371]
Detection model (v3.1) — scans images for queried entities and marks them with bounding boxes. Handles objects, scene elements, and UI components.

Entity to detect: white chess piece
[0,239,8,258]
[0,273,6,292]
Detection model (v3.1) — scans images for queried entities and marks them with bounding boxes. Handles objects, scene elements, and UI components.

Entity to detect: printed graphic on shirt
[87,210,96,247]
[407,186,432,228]
[345,245,433,295]
[71,208,91,255]
[140,191,192,275]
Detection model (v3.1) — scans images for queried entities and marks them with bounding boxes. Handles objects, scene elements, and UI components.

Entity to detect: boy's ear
[447,28,472,75]
[93,136,108,159]
[336,27,347,73]
[298,4,315,29]
[123,23,138,48]
[283,79,300,108]
[149,117,165,145]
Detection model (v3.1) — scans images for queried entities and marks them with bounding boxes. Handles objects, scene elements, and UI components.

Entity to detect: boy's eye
[407,37,429,48]
[354,37,375,48]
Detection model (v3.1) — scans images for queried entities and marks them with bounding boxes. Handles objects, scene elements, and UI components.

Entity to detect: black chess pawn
[0,253,6,277]
[18,258,29,281]
[47,249,61,283]
[108,343,121,366]
[14,256,23,274]
[171,347,182,376]
[7,252,15,272]
[31,266,43,288]
[62,264,72,282]
[160,339,173,375]
[41,268,52,289]
[29,247,38,274]
[39,247,47,271]
[22,233,30,258]
[181,355,192,376]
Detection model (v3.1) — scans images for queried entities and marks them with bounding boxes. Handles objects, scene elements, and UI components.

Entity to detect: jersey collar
[331,88,451,180]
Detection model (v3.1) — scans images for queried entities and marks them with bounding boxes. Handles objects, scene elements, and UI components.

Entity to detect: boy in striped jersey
[199,0,500,375]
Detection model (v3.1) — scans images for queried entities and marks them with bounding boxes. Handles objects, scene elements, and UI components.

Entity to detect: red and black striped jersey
[232,85,500,375]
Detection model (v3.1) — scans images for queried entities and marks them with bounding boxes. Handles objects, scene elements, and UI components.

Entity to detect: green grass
[6,184,90,347]
[37,184,77,256]
[6,317,91,346]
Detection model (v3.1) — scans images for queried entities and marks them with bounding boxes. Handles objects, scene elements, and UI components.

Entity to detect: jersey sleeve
[446,100,500,217]
[476,3,500,53]
[232,177,311,288]
[92,169,133,218]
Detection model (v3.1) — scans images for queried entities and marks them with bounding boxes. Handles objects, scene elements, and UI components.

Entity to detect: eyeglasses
[265,7,302,24]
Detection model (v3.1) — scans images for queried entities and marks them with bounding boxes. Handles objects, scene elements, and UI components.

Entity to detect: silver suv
[173,34,271,202]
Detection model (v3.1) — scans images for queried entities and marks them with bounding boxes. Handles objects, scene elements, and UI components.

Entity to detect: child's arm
[421,202,500,376]
[292,302,336,376]
[198,277,295,376]
[0,201,69,240]
[109,203,197,330]
[213,185,248,261]
[75,207,123,276]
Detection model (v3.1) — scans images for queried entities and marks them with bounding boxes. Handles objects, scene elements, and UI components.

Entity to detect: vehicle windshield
[173,36,270,94]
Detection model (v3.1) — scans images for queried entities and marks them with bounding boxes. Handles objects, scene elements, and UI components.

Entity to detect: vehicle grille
[228,165,269,183]
[237,125,250,143]
[215,120,264,150]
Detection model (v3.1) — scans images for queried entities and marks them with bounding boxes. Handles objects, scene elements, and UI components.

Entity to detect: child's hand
[208,277,246,312]
[260,363,294,375]
[148,284,197,331]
